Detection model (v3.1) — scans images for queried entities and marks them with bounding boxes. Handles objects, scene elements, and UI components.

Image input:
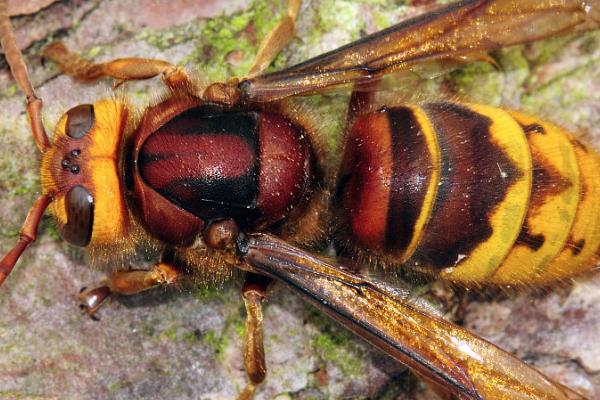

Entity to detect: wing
[236,233,586,400]
[240,0,600,102]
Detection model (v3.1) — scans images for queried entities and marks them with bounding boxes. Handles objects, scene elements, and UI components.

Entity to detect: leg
[247,0,302,77]
[0,195,51,286]
[0,0,49,151]
[79,261,182,318]
[237,273,272,400]
[42,42,191,90]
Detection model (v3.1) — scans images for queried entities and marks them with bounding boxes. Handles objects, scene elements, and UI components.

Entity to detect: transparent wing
[237,233,586,400]
[241,0,600,102]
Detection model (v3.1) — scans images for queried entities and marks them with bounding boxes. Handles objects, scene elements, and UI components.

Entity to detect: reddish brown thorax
[129,98,314,246]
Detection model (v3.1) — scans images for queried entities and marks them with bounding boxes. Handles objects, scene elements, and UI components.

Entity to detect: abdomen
[336,102,600,285]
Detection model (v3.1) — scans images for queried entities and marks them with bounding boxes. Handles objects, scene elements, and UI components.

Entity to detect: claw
[78,285,111,319]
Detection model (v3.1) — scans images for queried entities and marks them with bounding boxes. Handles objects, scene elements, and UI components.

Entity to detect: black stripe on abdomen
[384,107,432,255]
[416,102,521,269]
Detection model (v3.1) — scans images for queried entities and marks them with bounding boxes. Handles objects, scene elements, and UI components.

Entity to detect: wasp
[0,0,599,398]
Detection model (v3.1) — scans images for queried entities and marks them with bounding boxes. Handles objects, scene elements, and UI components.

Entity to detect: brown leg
[204,0,303,104]
[42,42,191,90]
[0,195,52,286]
[0,1,50,152]
[79,261,181,318]
[237,273,272,400]
[246,0,302,77]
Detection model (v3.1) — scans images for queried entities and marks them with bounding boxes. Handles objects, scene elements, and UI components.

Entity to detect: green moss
[178,0,293,81]
[527,60,597,100]
[229,13,253,32]
[160,325,179,341]
[498,47,529,74]
[273,394,293,400]
[193,284,220,301]
[525,36,572,66]
[0,335,36,364]
[303,0,365,53]
[111,23,128,36]
[371,8,393,31]
[308,310,365,377]
[107,379,124,393]
[158,325,202,344]
[317,1,361,33]
[449,60,503,105]
[0,129,39,217]
[193,21,249,80]
[0,146,38,198]
[0,391,50,399]
[521,56,599,126]
[450,61,494,88]
[85,45,105,59]
[4,84,18,97]
[202,329,229,360]
[580,34,599,54]
[291,94,348,156]
[42,220,61,241]
[250,0,284,40]
[140,322,156,337]
[181,330,200,344]
[140,19,205,51]
[233,316,246,338]
[0,227,19,240]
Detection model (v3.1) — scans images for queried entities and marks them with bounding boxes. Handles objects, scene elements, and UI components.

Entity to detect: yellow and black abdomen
[336,102,600,286]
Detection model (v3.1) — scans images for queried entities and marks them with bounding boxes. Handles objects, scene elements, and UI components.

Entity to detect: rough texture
[6,0,59,17]
[0,1,598,399]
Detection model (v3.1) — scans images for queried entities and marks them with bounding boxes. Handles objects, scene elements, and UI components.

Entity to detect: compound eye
[66,104,94,139]
[61,186,94,247]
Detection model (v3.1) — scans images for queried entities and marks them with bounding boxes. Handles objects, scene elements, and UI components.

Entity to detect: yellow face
[40,99,130,247]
